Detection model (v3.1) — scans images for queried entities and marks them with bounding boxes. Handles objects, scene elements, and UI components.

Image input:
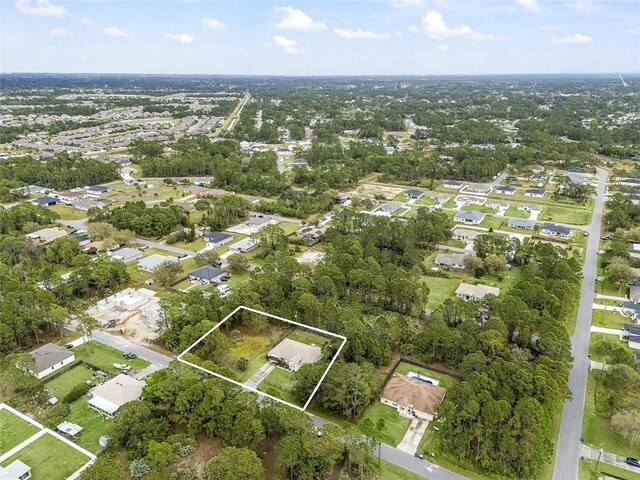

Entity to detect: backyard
[393,362,459,390]
[421,277,461,310]
[44,364,95,400]
[288,329,330,347]
[72,342,150,374]
[0,432,92,480]
[65,401,111,454]
[539,204,591,225]
[0,409,39,455]
[49,204,89,221]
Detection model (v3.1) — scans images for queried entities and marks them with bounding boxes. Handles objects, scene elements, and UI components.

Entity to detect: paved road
[553,167,608,480]
[134,238,196,257]
[581,444,640,474]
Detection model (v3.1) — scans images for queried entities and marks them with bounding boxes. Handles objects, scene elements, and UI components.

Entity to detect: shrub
[63,382,91,404]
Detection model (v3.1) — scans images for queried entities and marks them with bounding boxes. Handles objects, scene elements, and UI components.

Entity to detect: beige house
[25,227,67,244]
[455,282,501,301]
[381,374,447,421]
[88,373,145,416]
[267,338,322,372]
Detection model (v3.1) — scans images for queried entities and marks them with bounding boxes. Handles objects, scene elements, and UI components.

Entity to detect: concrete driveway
[244,361,275,389]
[397,418,429,455]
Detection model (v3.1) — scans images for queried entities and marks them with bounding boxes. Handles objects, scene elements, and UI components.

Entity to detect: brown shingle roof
[382,374,447,416]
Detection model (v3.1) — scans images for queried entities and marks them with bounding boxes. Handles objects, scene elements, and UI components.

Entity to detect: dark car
[105,320,117,328]
[627,457,640,468]
[64,343,74,349]
[414,453,424,460]
[178,253,188,259]
[123,352,137,359]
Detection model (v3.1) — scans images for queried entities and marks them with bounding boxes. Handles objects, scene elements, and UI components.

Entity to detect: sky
[1,0,639,75]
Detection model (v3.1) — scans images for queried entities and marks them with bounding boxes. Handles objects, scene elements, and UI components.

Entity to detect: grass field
[591,309,629,330]
[359,402,411,447]
[379,460,424,480]
[49,204,89,221]
[595,279,626,297]
[421,277,461,310]
[259,367,298,405]
[72,342,150,374]
[288,329,330,346]
[539,205,591,225]
[0,432,91,480]
[279,222,302,236]
[582,371,639,458]
[579,459,640,480]
[504,205,530,219]
[225,329,283,381]
[589,333,633,363]
[479,216,506,230]
[394,362,459,389]
[0,409,39,455]
[66,401,111,454]
[461,204,497,214]
[45,365,95,399]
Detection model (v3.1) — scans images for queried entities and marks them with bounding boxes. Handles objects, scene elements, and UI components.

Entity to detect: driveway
[244,361,275,389]
[397,418,429,455]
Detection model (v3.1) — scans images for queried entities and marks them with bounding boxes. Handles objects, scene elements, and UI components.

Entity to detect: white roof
[89,373,145,414]
[230,238,260,250]
[57,421,83,436]
[0,460,30,480]
[138,254,177,271]
[88,395,119,415]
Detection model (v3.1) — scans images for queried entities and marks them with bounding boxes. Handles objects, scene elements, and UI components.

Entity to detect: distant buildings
[443,180,463,189]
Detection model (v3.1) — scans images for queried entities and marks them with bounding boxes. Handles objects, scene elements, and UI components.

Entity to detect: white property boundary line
[0,403,96,479]
[177,305,347,411]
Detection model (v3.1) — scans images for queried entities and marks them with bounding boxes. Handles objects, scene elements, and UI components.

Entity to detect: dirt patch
[173,432,223,477]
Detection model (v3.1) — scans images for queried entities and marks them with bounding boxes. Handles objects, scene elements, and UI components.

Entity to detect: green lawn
[416,196,437,206]
[442,198,456,209]
[49,204,89,221]
[0,409,39,455]
[279,222,302,236]
[72,342,150,374]
[359,402,411,447]
[44,364,96,399]
[421,277,461,310]
[394,362,459,390]
[595,279,626,297]
[479,216,505,230]
[461,204,497,215]
[258,367,298,405]
[0,432,91,480]
[226,270,250,287]
[579,459,640,480]
[505,205,530,219]
[582,371,639,458]
[591,309,629,330]
[379,460,424,480]
[65,401,111,454]
[589,333,634,363]
[539,205,591,225]
[288,329,329,346]
[170,237,206,252]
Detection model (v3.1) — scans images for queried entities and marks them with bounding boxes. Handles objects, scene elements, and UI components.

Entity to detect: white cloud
[333,28,392,40]
[202,17,226,30]
[166,32,194,44]
[389,0,425,7]
[550,33,593,44]
[569,1,601,15]
[437,44,450,52]
[103,27,132,38]
[276,6,326,32]
[408,25,420,33]
[50,27,67,36]
[422,11,505,41]
[15,0,66,17]
[516,0,541,13]
[629,29,640,36]
[80,17,95,27]
[273,35,298,54]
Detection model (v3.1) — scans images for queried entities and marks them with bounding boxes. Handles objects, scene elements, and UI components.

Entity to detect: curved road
[553,167,608,480]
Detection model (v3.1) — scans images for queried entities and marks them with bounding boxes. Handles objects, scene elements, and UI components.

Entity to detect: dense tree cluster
[89,201,189,237]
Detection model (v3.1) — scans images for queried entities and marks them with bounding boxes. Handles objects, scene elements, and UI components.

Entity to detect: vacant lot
[72,342,150,374]
[0,432,91,480]
[539,205,590,225]
[221,326,285,381]
[0,409,39,455]
[589,333,633,363]
[49,204,88,220]
[379,460,425,480]
[461,204,497,215]
[45,364,95,400]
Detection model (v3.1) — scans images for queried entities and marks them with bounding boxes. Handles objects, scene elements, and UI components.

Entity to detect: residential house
[495,185,516,195]
[540,223,571,238]
[618,178,640,187]
[465,183,492,195]
[204,232,234,248]
[434,253,466,269]
[524,188,545,198]
[622,304,640,323]
[246,215,279,231]
[73,199,105,211]
[518,204,543,213]
[188,265,226,284]
[381,374,447,421]
[454,211,485,225]
[267,338,322,372]
[25,227,67,244]
[31,196,59,207]
[291,159,309,167]
[443,180,463,189]
[0,460,31,480]
[373,201,404,217]
[86,185,111,196]
[111,247,144,263]
[430,193,451,204]
[70,231,91,245]
[138,254,178,272]
[455,195,485,206]
[508,218,536,230]
[12,185,49,196]
[453,228,482,242]
[629,243,640,260]
[55,190,85,204]
[629,280,640,303]
[624,324,640,350]
[296,226,325,244]
[486,200,509,210]
[88,374,145,416]
[405,189,424,200]
[455,282,501,301]
[29,343,75,379]
[228,238,260,253]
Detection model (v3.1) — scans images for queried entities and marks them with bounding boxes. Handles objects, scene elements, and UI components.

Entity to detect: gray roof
[188,265,224,281]
[87,185,109,192]
[508,218,536,229]
[204,232,233,243]
[268,338,322,367]
[541,223,571,236]
[454,211,485,222]
[525,188,545,195]
[405,189,424,197]
[30,343,74,374]
[496,185,516,193]
[378,201,404,214]
[111,247,143,262]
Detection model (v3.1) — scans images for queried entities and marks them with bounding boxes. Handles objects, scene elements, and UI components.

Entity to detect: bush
[130,459,151,479]
[63,382,91,404]
[171,468,198,480]
[167,433,197,457]
[237,357,249,371]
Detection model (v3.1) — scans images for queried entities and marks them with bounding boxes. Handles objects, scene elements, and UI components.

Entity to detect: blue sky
[1,0,638,75]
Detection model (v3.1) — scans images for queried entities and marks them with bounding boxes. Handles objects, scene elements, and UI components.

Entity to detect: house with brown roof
[267,338,322,372]
[455,282,501,301]
[381,374,447,421]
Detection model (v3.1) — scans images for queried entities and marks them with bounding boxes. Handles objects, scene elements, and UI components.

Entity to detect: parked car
[123,352,137,359]
[105,320,116,328]
[64,343,74,349]
[178,253,188,259]
[627,457,640,468]
[414,453,424,460]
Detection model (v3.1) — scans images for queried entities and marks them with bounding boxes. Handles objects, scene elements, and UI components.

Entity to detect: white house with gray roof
[29,343,75,379]
[454,211,485,225]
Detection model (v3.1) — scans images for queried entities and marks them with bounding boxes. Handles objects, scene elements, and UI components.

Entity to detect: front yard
[72,342,150,374]
[591,309,629,330]
[258,367,298,405]
[358,402,411,447]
